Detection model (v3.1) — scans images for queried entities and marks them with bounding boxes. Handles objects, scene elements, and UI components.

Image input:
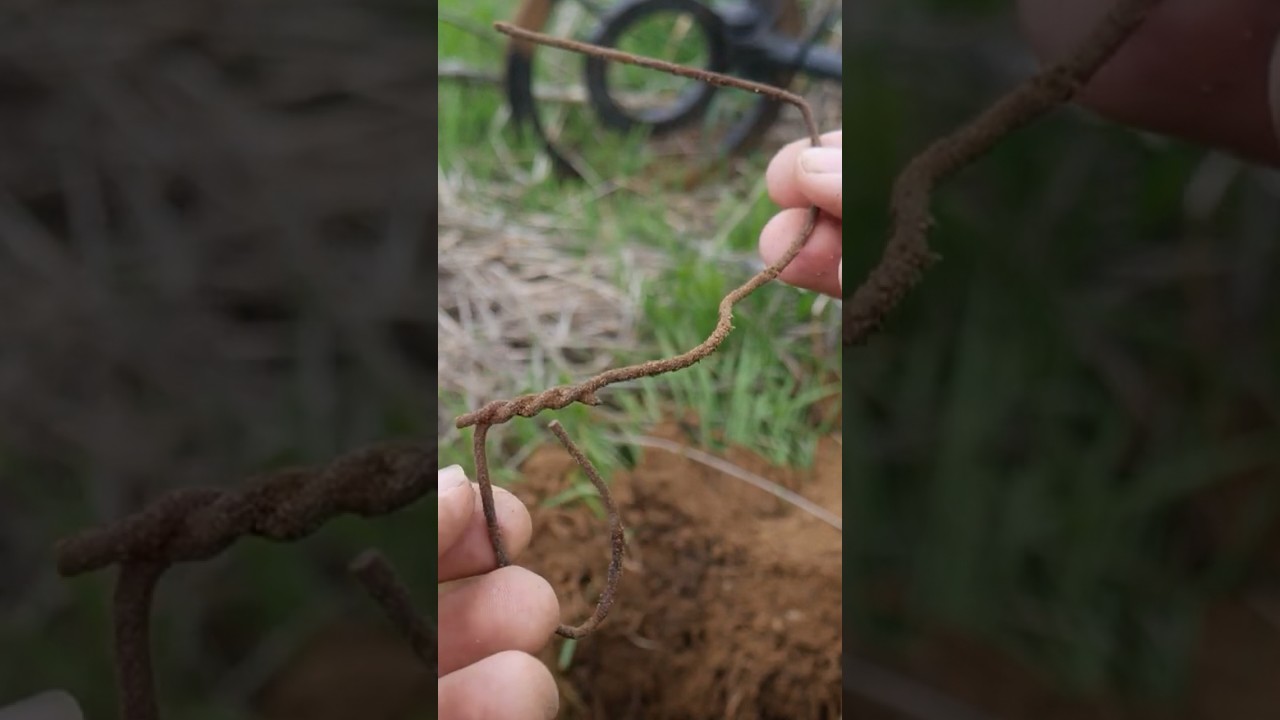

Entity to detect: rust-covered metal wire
[53,442,437,720]
[47,25,826,718]
[50,3,1163,716]
[841,0,1162,345]
[464,21,825,639]
[479,0,1162,637]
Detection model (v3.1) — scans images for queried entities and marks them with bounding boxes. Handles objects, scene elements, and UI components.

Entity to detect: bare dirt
[517,422,844,720]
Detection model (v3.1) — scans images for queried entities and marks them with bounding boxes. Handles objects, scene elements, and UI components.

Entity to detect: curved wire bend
[52,442,436,720]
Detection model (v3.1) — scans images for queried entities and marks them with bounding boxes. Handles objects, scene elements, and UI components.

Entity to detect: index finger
[438,483,533,582]
[766,131,843,209]
[1017,0,1280,166]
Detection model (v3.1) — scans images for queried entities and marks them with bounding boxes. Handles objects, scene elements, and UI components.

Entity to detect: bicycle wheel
[503,0,815,182]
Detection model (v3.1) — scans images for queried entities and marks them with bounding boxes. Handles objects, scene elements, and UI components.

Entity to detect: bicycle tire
[503,0,807,179]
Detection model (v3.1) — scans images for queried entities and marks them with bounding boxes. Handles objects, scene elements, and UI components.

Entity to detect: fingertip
[487,484,534,558]
[437,566,562,674]
[437,482,536,581]
[480,566,562,645]
[467,482,534,567]
[795,148,843,220]
[758,208,791,266]
[766,131,843,208]
[528,570,561,638]
[765,141,802,208]
[505,566,562,642]
[759,209,843,298]
[438,651,559,720]
[438,467,476,556]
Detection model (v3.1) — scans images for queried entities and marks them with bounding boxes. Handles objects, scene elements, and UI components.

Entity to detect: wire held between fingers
[459,21,827,643]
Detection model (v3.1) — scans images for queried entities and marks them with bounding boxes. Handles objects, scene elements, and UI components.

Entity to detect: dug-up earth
[255,421,844,720]
[518,423,843,719]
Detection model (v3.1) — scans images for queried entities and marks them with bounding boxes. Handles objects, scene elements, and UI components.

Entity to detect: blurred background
[0,0,436,718]
[840,4,1280,720]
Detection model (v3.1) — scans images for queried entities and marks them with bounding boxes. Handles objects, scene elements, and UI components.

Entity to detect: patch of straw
[437,169,662,442]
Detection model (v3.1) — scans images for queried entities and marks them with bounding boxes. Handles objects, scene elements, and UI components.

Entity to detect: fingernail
[438,465,468,495]
[799,147,842,174]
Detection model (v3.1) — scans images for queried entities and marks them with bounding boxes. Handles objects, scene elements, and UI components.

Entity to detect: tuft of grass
[557,636,579,671]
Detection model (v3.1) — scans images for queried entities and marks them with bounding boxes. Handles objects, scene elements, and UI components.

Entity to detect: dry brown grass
[436,169,667,445]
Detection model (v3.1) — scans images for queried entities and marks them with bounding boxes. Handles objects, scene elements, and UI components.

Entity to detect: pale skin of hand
[758,131,844,298]
[760,1,1280,298]
[436,466,561,720]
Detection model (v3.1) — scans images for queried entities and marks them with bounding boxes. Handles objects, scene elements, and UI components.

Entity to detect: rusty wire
[479,0,1162,637]
[53,442,437,720]
[49,4,1164,717]
[465,21,825,640]
[842,0,1162,345]
[47,25,826,718]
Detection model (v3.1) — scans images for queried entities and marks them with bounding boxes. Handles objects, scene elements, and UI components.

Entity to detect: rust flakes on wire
[53,442,437,720]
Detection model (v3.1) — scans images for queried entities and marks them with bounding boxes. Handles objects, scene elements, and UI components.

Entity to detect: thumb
[795,147,842,220]
[438,466,475,559]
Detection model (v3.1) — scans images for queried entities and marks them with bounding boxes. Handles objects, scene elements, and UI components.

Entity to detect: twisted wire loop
[52,442,438,720]
[457,22,827,641]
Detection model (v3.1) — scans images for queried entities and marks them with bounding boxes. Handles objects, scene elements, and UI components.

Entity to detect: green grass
[28,0,1280,717]
[438,1,842,683]
[438,0,841,498]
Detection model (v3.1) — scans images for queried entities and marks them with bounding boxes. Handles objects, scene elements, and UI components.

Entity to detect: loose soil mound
[516,422,843,719]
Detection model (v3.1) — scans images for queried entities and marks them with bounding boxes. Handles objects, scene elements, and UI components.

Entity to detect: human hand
[0,691,82,720]
[1017,0,1280,166]
[758,131,843,299]
[437,466,560,719]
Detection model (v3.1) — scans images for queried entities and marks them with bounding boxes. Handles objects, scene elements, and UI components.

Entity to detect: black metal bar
[749,34,843,81]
